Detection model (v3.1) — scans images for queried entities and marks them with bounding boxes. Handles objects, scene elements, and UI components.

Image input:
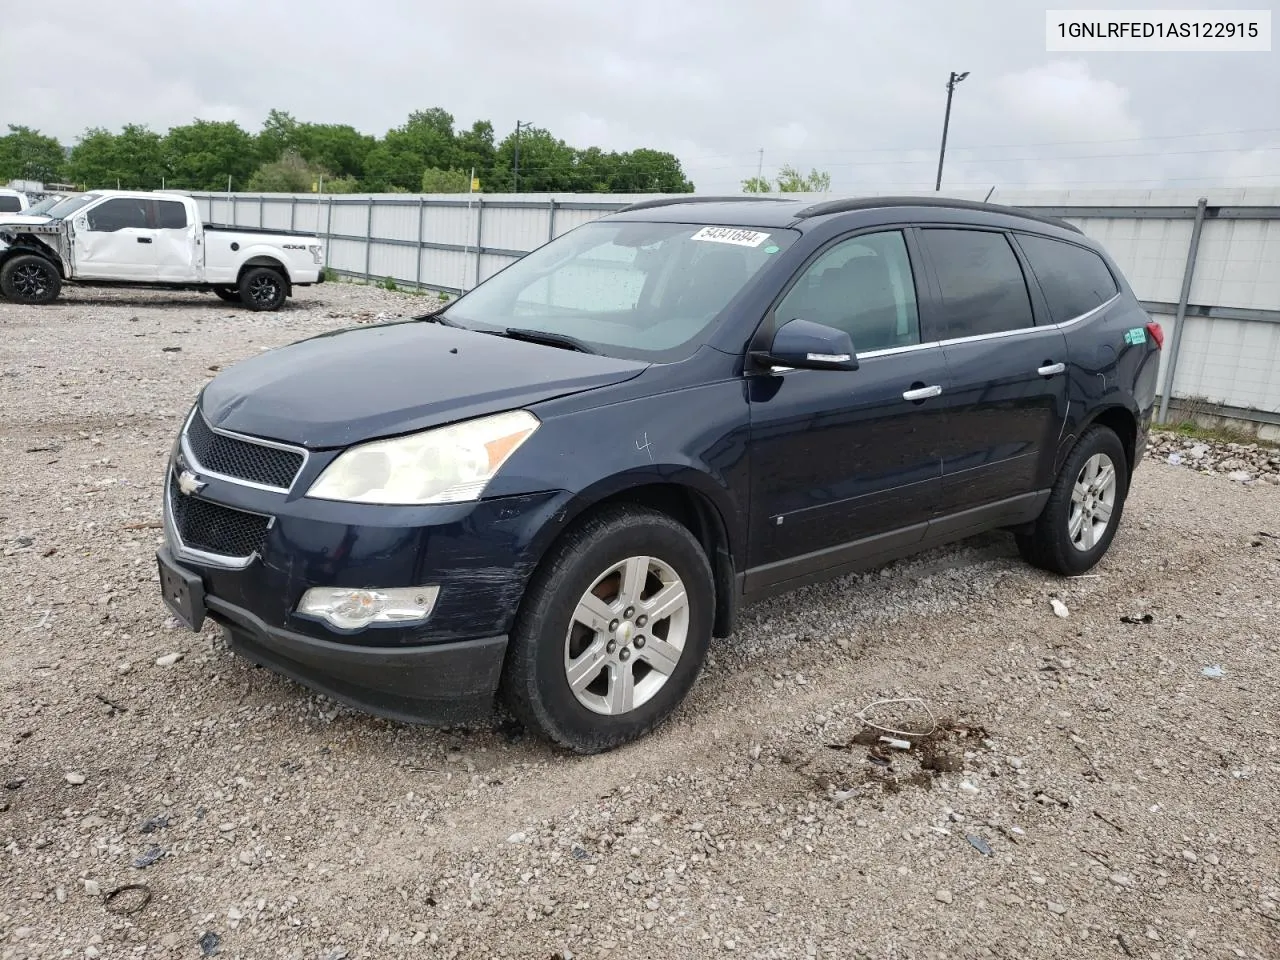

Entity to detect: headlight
[306,409,539,505]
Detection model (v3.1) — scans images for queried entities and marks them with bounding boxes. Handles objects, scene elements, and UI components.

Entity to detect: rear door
[73,197,159,280]
[153,198,200,282]
[746,229,949,592]
[915,226,1069,523]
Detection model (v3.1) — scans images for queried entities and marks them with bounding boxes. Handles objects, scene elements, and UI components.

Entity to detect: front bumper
[160,545,506,722]
[157,425,574,720]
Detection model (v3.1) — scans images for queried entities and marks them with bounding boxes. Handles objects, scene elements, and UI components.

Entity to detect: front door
[914,227,1069,519]
[746,229,948,594]
[73,197,159,280]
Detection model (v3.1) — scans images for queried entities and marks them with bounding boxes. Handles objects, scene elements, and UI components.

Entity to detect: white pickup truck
[0,190,325,311]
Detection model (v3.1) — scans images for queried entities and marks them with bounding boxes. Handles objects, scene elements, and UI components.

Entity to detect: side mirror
[752,318,859,372]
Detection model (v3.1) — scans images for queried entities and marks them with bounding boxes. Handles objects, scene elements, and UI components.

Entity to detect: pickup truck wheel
[1,254,62,305]
[238,267,287,311]
[212,286,240,303]
[500,505,714,754]
[1016,425,1129,575]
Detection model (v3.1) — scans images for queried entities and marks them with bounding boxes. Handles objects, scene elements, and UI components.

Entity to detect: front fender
[486,378,752,569]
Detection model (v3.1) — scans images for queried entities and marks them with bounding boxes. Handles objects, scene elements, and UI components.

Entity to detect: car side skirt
[741,490,1050,601]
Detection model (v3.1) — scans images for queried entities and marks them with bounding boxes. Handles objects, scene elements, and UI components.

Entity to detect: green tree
[776,164,831,192]
[492,125,576,192]
[65,124,167,189]
[741,175,772,193]
[420,167,471,192]
[297,123,375,180]
[608,148,693,192]
[164,119,257,190]
[455,120,495,183]
[247,149,324,192]
[363,107,461,191]
[0,125,66,183]
[255,108,301,165]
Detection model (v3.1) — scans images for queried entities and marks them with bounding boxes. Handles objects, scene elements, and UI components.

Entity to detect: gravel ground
[2,284,1279,960]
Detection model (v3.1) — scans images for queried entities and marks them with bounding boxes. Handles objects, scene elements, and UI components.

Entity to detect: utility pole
[934,70,969,192]
[757,148,764,180]
[512,120,531,192]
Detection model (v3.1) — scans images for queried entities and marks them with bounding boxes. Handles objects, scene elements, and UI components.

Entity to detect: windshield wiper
[416,308,459,327]
[495,327,599,354]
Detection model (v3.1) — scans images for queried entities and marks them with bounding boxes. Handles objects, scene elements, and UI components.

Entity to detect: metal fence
[190,188,1280,433]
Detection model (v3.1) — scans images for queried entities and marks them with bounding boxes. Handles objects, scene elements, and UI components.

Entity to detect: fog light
[297,585,439,631]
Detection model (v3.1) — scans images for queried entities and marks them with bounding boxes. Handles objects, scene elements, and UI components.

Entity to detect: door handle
[1037,362,1066,376]
[902,384,942,402]
[137,237,153,244]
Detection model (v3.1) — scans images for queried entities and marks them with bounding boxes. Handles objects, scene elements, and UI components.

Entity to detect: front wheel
[1016,425,1129,575]
[0,254,62,305]
[501,505,715,753]
[238,267,288,311]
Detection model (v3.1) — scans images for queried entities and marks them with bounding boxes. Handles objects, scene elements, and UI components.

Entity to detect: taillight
[1145,321,1164,349]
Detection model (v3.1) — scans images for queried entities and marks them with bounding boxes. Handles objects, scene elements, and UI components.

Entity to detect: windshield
[45,193,99,220]
[442,220,798,360]
[23,195,69,216]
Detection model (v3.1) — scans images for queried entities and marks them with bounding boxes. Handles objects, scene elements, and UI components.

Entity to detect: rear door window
[85,198,150,232]
[919,228,1035,339]
[1016,233,1119,323]
[154,200,189,229]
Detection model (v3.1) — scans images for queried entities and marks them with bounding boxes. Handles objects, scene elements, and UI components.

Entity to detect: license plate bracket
[157,551,206,631]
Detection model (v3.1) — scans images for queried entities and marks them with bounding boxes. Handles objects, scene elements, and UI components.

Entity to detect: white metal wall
[189,188,1280,421]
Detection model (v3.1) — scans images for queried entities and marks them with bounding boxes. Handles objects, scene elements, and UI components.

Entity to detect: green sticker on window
[763,244,780,254]
[1124,327,1146,346]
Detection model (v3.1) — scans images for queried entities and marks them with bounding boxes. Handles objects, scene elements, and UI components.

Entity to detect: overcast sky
[2,0,1277,193]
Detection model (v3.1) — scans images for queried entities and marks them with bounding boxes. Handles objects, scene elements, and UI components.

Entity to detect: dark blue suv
[157,196,1162,753]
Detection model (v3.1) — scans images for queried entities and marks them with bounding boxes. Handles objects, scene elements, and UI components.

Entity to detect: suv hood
[200,320,648,448]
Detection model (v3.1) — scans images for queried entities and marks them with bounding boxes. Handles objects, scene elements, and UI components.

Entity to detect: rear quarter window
[1016,233,1119,323]
[0,196,22,213]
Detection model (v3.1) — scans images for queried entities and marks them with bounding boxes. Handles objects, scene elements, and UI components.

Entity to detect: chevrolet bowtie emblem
[177,470,206,496]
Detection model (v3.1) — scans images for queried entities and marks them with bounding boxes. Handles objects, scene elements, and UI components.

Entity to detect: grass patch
[1158,420,1270,447]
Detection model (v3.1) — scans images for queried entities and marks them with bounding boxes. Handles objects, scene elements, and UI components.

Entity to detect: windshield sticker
[763,244,780,254]
[691,226,770,247]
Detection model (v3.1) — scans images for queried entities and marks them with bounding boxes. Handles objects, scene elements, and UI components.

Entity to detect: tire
[1016,425,1129,575]
[500,505,715,754]
[0,254,62,305]
[237,267,287,311]
[212,286,240,303]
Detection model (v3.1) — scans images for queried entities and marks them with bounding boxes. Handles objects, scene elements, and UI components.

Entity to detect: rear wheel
[238,267,287,311]
[501,505,714,753]
[0,254,62,305]
[1016,425,1129,575]
[212,285,240,303]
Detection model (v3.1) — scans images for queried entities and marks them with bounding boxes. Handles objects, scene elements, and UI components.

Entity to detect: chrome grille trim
[180,406,309,494]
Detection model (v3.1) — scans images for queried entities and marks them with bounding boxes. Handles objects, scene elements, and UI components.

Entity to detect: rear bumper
[205,583,507,724]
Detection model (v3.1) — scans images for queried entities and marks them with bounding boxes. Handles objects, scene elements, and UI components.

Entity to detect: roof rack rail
[793,195,1083,234]
[614,195,793,213]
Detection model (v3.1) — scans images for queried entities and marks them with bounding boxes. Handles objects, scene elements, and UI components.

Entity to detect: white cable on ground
[856,697,938,739]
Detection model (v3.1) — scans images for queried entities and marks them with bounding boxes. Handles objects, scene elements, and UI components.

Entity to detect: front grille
[169,479,271,559]
[185,412,305,490]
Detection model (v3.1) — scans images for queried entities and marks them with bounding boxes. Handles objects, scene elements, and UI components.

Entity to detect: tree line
[0,108,696,194]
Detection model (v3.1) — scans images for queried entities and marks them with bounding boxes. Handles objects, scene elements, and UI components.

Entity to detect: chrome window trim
[180,406,309,495]
[164,469,273,571]
[852,291,1123,360]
